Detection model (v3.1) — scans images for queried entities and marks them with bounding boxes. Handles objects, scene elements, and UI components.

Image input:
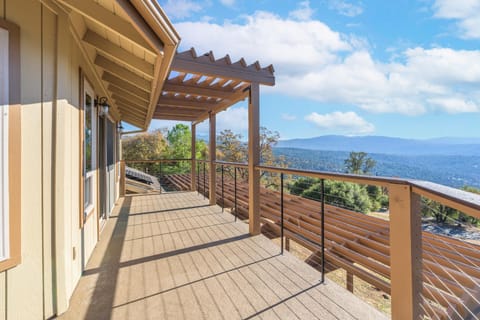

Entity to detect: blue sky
[146,0,480,140]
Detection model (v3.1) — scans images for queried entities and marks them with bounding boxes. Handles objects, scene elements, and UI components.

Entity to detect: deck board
[59,192,388,320]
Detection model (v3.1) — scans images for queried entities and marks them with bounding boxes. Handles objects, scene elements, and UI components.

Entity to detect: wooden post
[191,123,196,191]
[389,184,422,320]
[209,112,216,205]
[119,160,126,196]
[346,272,354,292]
[248,83,261,235]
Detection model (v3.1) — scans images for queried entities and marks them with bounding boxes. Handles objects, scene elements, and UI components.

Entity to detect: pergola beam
[95,55,152,91]
[162,82,233,99]
[154,107,204,117]
[83,30,154,77]
[192,86,248,125]
[152,114,196,121]
[157,97,217,110]
[171,50,275,86]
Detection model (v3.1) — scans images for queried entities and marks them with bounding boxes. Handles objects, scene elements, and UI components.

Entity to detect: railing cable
[321,178,325,284]
[281,172,284,255]
[234,167,238,222]
[221,165,225,213]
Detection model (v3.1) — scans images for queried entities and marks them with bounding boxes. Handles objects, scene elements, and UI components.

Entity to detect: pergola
[154,48,275,234]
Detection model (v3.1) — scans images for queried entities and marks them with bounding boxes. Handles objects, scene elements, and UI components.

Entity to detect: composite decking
[60,192,387,320]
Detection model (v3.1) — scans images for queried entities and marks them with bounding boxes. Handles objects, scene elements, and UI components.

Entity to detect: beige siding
[8,0,45,318]
[0,0,111,318]
[0,0,5,312]
[0,273,4,320]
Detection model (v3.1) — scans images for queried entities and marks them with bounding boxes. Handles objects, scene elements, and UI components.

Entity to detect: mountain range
[276,135,480,156]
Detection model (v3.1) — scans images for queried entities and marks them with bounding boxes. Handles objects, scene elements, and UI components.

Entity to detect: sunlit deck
[60,191,387,320]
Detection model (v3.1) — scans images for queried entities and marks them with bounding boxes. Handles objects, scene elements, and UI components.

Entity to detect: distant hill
[273,148,480,189]
[276,135,480,156]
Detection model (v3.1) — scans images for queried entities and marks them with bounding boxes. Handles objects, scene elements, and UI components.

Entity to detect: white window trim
[84,79,96,217]
[0,27,10,261]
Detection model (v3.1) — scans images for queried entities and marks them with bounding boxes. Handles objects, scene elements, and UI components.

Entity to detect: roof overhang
[55,0,180,129]
[153,48,275,124]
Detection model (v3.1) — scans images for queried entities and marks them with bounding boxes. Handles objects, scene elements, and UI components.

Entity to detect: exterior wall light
[95,96,109,117]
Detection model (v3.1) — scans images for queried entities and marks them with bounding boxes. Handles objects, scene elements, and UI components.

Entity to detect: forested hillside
[274,148,480,188]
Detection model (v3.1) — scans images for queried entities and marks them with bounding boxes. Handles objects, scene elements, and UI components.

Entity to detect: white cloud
[281,113,297,121]
[328,0,363,17]
[219,0,235,6]
[427,97,480,113]
[305,111,374,134]
[433,0,480,39]
[197,106,249,135]
[289,1,315,21]
[175,10,480,116]
[175,11,353,76]
[162,0,203,19]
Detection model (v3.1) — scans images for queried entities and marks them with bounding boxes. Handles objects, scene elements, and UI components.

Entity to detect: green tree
[421,186,480,226]
[166,124,191,160]
[458,186,480,225]
[216,127,289,186]
[122,129,167,161]
[344,151,376,175]
[217,129,246,163]
[122,129,168,174]
[165,124,207,173]
[288,178,373,214]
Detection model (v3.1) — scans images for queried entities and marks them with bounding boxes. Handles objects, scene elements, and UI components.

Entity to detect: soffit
[56,0,178,129]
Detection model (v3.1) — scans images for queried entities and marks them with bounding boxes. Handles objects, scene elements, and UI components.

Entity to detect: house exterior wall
[0,0,120,318]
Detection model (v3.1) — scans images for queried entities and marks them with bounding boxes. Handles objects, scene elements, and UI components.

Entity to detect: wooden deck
[59,192,387,320]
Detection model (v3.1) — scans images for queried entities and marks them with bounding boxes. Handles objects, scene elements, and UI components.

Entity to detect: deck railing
[120,158,480,319]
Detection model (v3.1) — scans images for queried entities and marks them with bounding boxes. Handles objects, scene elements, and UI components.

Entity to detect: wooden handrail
[254,164,480,220]
[124,158,480,217]
[124,158,192,164]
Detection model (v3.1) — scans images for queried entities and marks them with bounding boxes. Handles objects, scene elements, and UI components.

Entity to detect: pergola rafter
[153,47,275,123]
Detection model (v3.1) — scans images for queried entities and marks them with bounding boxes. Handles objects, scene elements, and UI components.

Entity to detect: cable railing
[120,158,480,319]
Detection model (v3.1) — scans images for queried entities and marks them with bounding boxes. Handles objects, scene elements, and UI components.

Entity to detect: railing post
[203,161,206,200]
[234,167,237,222]
[159,161,162,194]
[120,160,126,196]
[389,184,422,320]
[321,179,325,283]
[191,124,196,191]
[247,83,261,235]
[197,161,200,195]
[281,172,284,255]
[221,165,224,213]
[209,112,217,205]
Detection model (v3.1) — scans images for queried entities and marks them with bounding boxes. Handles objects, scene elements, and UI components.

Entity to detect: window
[0,19,21,271]
[83,80,96,219]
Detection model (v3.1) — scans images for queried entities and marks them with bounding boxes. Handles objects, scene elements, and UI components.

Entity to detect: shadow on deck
[59,192,387,320]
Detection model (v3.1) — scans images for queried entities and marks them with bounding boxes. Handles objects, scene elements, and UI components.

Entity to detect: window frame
[79,70,98,227]
[0,19,21,272]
